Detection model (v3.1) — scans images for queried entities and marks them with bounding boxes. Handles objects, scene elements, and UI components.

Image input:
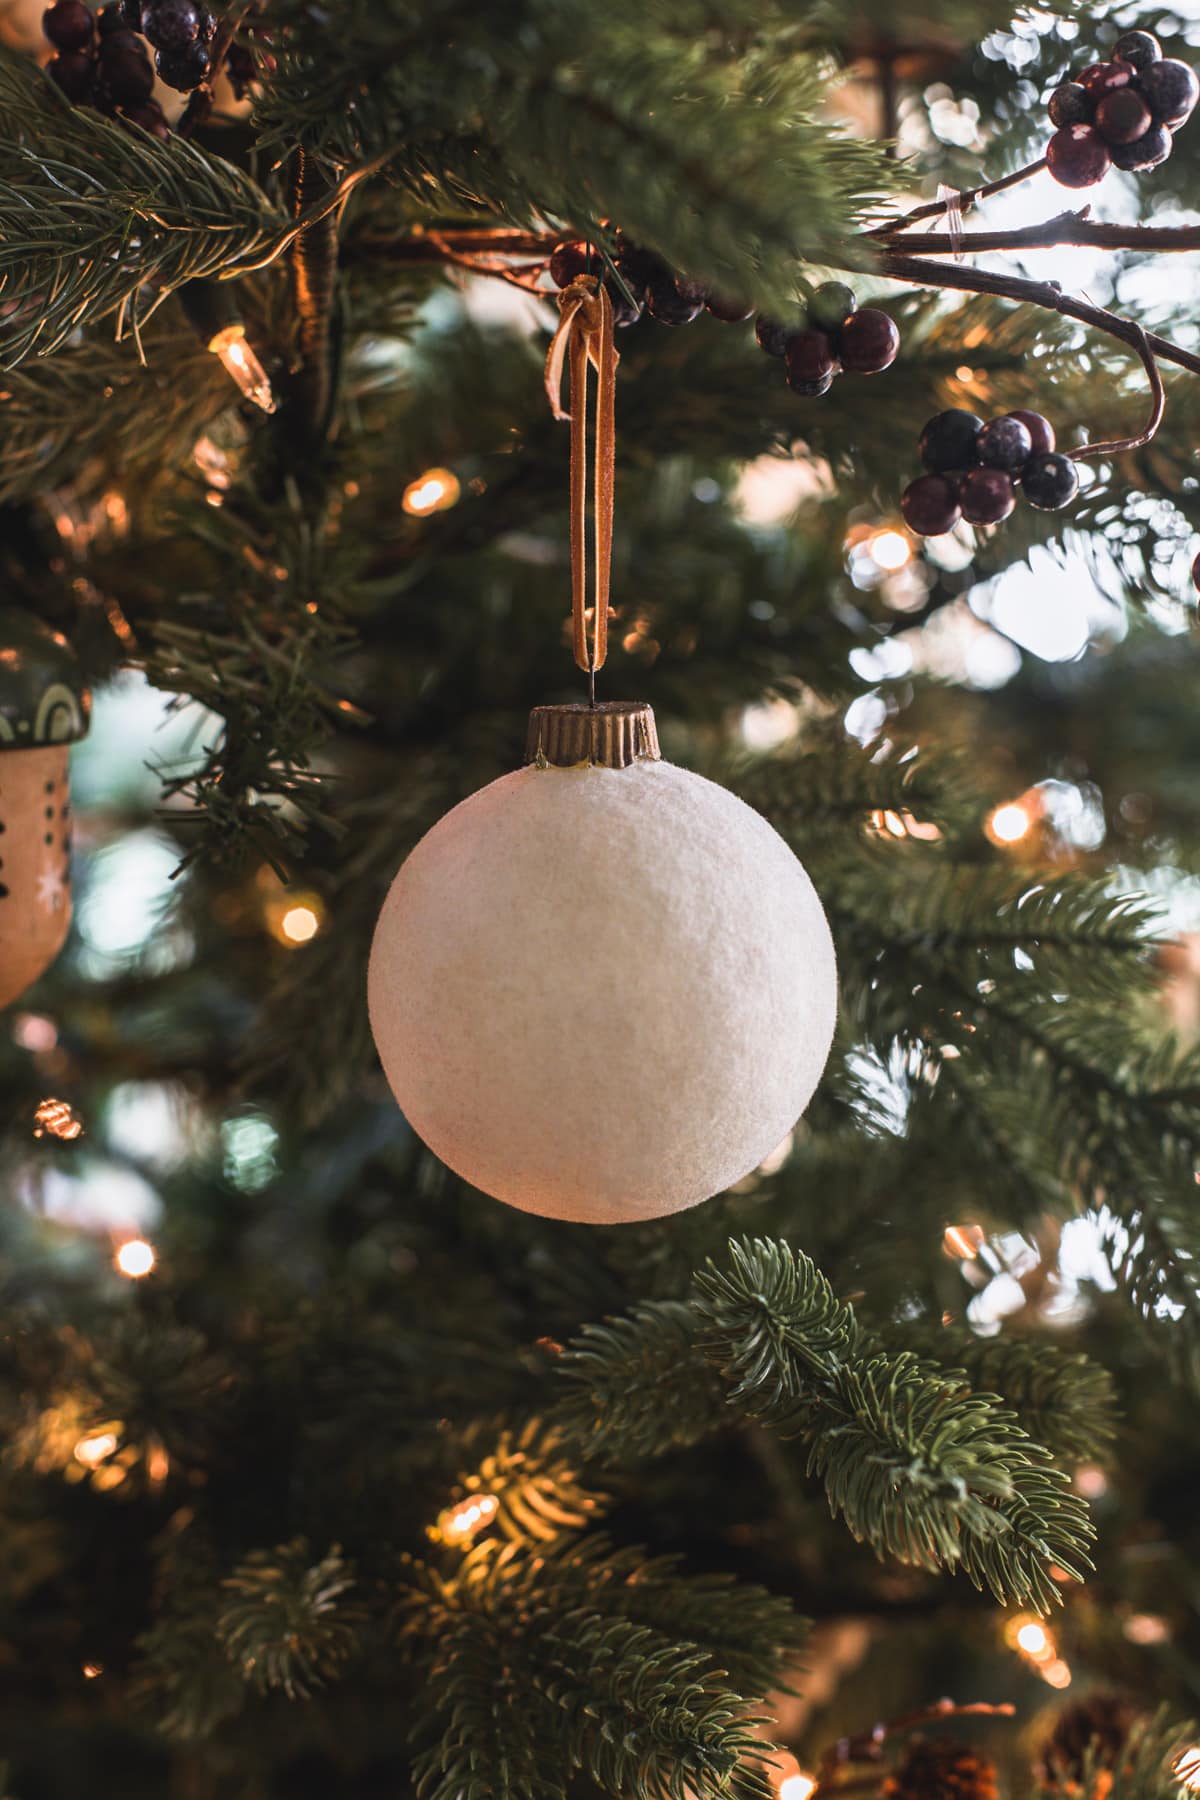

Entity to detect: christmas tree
[2,0,1200,1795]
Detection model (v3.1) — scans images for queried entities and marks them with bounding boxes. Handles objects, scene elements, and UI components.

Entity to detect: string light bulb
[402,467,461,516]
[74,1431,118,1469]
[33,1096,83,1140]
[436,1493,499,1545]
[987,798,1036,846]
[207,324,278,415]
[115,1238,156,1279]
[870,529,912,572]
[779,1776,818,1800]
[179,279,277,416]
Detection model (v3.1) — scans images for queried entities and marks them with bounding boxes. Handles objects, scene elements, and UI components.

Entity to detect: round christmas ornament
[0,610,90,1010]
[368,702,837,1224]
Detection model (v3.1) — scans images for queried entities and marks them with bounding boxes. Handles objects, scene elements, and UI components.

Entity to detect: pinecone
[885,1739,1000,1800]
[1036,1696,1143,1788]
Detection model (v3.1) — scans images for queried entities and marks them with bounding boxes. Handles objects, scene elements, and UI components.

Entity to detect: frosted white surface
[368,759,837,1224]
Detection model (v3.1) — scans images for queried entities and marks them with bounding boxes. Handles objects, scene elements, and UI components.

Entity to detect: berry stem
[881,211,1200,256]
[865,157,1048,238]
[880,248,1200,385]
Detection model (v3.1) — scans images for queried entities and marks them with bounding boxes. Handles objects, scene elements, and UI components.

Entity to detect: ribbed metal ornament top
[524,701,661,769]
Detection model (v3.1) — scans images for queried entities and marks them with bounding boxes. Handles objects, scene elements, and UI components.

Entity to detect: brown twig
[866,157,1048,237]
[880,249,1200,385]
[815,1698,1016,1792]
[880,211,1200,257]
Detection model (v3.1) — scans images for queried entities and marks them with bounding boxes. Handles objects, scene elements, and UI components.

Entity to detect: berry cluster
[42,0,254,136]
[548,250,901,400]
[900,407,1079,537]
[549,237,752,329]
[757,282,901,396]
[1046,31,1199,187]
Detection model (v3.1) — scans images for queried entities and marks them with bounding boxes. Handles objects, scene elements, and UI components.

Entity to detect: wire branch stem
[865,157,1048,236]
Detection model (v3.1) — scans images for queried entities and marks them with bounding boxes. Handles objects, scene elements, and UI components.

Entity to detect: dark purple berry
[1047,124,1112,188]
[1078,60,1135,98]
[919,409,984,473]
[646,275,707,326]
[1049,82,1092,126]
[1096,88,1153,144]
[1110,122,1173,169]
[548,241,590,289]
[1113,30,1161,72]
[1006,410,1055,457]
[100,33,155,100]
[785,329,837,390]
[97,1,127,31]
[839,308,900,374]
[120,97,169,138]
[808,281,857,333]
[1192,549,1200,593]
[705,294,755,322]
[960,467,1016,525]
[117,0,142,25]
[46,49,94,100]
[901,474,962,537]
[1021,452,1079,511]
[604,274,643,328]
[977,415,1034,473]
[43,1,94,50]
[1140,58,1199,128]
[788,372,835,398]
[141,0,203,50]
[154,36,209,87]
[755,315,793,357]
[225,40,255,95]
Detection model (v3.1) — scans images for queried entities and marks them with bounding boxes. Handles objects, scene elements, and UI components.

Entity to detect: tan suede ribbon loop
[544,274,618,676]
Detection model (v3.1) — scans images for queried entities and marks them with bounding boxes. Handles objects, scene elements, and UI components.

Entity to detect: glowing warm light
[81,1662,103,1680]
[779,1777,818,1800]
[207,324,277,415]
[402,467,461,517]
[438,1493,500,1544]
[943,1223,985,1260]
[1175,1747,1200,1790]
[147,1444,171,1485]
[1017,1621,1050,1657]
[871,530,912,572]
[867,808,943,843]
[33,1096,83,1141]
[1124,1612,1170,1645]
[13,1013,59,1053]
[1043,1659,1072,1689]
[264,889,327,947]
[280,905,320,945]
[1074,1463,1109,1499]
[115,1239,156,1279]
[74,1432,118,1469]
[988,801,1032,845]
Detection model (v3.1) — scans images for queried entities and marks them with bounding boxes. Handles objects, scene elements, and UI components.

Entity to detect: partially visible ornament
[885,1739,999,1800]
[0,611,90,1011]
[1035,1694,1143,1787]
[368,701,837,1225]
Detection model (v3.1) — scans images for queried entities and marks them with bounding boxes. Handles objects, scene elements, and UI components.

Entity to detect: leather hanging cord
[544,275,618,682]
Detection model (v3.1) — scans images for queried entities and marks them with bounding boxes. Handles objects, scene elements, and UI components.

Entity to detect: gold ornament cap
[525,701,661,769]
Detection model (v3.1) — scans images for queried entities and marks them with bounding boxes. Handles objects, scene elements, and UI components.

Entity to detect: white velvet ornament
[368,752,837,1225]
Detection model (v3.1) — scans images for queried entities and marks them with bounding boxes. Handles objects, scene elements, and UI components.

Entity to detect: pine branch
[256,0,901,304]
[694,1239,1093,1610]
[217,1539,362,1699]
[554,1301,730,1460]
[0,55,288,364]
[895,1323,1120,1468]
